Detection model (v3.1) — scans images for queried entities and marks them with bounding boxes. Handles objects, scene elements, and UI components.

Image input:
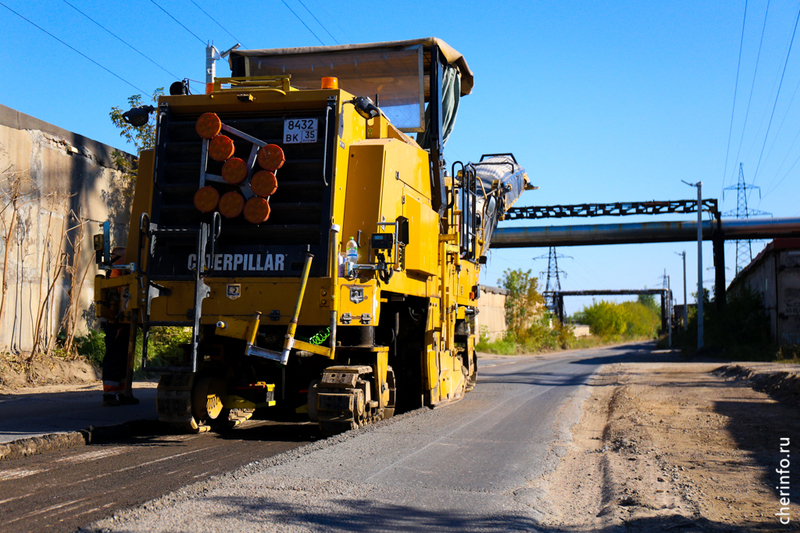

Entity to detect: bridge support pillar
[556,294,565,324]
[713,219,726,311]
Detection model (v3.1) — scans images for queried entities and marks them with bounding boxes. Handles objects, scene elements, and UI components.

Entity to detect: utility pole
[662,270,672,347]
[682,180,703,349]
[675,251,687,331]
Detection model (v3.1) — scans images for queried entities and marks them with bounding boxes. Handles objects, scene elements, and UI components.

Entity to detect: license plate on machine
[283,118,318,144]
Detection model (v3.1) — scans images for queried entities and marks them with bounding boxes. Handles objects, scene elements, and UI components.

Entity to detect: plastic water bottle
[346,237,358,264]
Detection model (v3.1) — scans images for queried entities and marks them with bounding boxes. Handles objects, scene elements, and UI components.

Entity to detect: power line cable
[296,0,339,44]
[730,0,771,188]
[752,3,800,186]
[189,0,245,47]
[758,71,800,184]
[313,1,352,42]
[764,145,800,197]
[0,1,148,94]
[61,0,180,80]
[281,0,324,45]
[149,0,205,45]
[722,0,748,200]
[763,110,800,196]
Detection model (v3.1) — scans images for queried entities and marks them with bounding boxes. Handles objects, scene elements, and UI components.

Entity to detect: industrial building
[728,238,800,346]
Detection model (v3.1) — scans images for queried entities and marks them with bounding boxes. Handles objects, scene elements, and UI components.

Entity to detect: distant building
[728,238,800,345]
[475,285,508,341]
[570,324,591,337]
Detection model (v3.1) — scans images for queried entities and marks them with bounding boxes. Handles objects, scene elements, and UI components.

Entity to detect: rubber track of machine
[316,365,372,435]
[212,408,255,431]
[156,374,210,434]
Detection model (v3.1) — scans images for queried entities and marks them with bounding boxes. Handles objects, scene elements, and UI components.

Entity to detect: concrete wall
[728,239,800,346]
[475,285,508,341]
[0,103,133,353]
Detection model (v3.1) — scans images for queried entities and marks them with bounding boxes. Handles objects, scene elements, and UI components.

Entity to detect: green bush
[75,329,106,366]
[621,300,660,337]
[75,325,191,372]
[135,326,192,370]
[475,330,520,355]
[475,314,578,355]
[573,298,660,341]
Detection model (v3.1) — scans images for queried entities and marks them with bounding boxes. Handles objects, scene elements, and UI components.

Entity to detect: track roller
[157,373,209,433]
[313,365,396,435]
[157,373,254,433]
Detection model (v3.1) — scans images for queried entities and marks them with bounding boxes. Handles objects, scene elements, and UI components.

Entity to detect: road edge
[0,419,158,461]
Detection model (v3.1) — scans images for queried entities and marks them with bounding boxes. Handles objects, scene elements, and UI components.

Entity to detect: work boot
[117,394,140,405]
[103,394,120,407]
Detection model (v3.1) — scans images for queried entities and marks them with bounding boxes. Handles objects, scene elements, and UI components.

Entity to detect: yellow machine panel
[404,194,439,276]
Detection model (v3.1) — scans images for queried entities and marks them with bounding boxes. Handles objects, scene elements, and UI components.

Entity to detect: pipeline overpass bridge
[543,289,673,331]
[490,199,800,307]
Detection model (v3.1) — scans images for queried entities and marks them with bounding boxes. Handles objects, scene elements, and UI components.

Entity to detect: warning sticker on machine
[283,118,317,144]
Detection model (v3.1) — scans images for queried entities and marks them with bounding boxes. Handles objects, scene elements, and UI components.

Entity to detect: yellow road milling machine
[95,38,532,434]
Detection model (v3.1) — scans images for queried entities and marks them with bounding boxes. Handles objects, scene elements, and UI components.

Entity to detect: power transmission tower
[723,163,770,274]
[535,247,571,312]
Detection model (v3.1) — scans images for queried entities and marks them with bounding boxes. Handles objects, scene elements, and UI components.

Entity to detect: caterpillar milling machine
[94,37,532,434]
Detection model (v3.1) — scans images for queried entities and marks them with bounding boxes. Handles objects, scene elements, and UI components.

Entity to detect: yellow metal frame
[212,76,293,93]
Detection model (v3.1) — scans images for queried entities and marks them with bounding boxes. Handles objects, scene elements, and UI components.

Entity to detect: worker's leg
[102,322,130,406]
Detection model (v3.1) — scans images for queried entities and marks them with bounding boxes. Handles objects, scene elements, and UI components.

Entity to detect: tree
[109,88,163,178]
[637,293,659,315]
[577,299,628,338]
[621,300,660,337]
[499,268,545,337]
[574,298,660,340]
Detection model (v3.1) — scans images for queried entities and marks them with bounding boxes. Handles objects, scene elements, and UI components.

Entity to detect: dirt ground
[537,352,800,532]
[0,351,99,389]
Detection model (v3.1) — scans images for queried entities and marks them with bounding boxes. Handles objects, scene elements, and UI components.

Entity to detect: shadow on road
[208,495,547,533]
[478,342,689,388]
[204,494,770,533]
[714,395,800,506]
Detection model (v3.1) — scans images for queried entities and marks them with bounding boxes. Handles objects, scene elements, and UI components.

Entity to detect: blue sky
[1,0,798,315]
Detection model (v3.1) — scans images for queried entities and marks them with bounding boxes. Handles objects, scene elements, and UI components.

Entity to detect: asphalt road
[85,343,652,533]
[0,420,315,533]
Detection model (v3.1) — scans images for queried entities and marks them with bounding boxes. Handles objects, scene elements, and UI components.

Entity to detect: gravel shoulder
[536,354,800,532]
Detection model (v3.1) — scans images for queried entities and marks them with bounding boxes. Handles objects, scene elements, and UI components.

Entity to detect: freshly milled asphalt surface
[0,419,315,533]
[88,344,651,533]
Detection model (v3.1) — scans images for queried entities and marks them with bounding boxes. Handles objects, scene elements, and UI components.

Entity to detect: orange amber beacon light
[194,186,220,213]
[251,170,278,197]
[208,135,235,162]
[222,157,248,184]
[257,144,285,171]
[244,197,271,224]
[219,191,245,218]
